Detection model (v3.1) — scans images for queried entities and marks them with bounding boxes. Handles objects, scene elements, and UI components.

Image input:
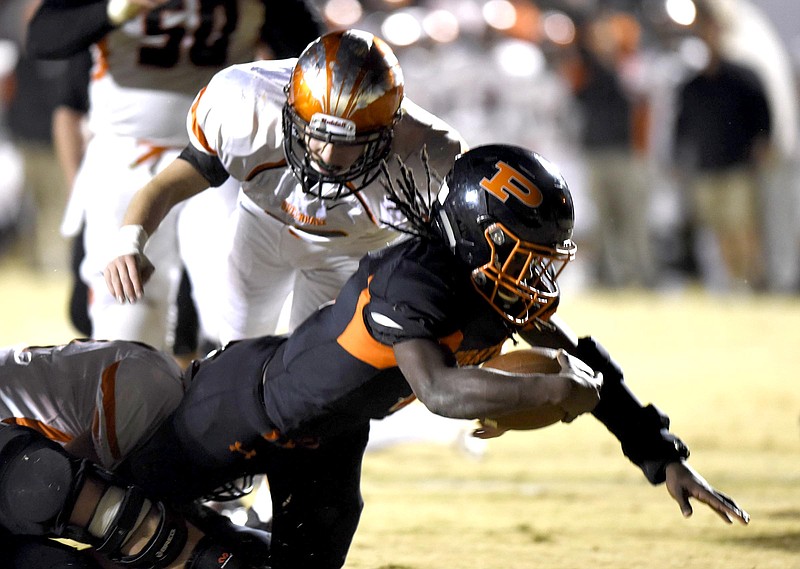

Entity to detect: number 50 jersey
[88,0,266,146]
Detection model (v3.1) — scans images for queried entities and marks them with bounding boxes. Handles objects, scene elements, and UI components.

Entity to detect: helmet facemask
[282,99,397,200]
[471,222,576,326]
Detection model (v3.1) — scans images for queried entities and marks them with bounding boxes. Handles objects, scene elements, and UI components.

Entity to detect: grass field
[1,255,799,569]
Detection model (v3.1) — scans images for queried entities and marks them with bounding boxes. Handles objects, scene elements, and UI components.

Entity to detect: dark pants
[117,336,369,569]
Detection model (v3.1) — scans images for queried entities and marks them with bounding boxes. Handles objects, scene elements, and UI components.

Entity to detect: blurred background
[311,0,800,295]
[0,0,799,343]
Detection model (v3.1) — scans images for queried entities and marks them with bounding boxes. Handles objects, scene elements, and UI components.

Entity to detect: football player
[101,28,467,345]
[0,339,271,568]
[97,145,743,568]
[26,0,324,352]
[0,339,183,468]
[0,145,747,569]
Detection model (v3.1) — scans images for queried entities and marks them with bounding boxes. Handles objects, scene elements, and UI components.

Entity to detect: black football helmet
[433,144,577,327]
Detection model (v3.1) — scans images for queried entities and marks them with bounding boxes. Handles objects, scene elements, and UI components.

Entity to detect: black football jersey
[263,237,512,441]
[118,237,515,501]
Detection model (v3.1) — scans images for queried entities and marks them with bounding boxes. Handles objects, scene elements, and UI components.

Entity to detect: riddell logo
[319,116,349,129]
[310,112,356,137]
[480,161,543,207]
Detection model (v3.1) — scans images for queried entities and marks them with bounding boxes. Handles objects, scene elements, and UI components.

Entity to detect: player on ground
[101,145,745,567]
[0,340,272,568]
[0,339,182,468]
[102,29,467,345]
[27,0,324,352]
[0,145,748,569]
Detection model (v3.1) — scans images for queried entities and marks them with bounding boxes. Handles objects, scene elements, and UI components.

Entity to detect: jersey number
[140,0,238,68]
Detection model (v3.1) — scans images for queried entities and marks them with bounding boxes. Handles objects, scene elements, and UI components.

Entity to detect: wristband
[115,224,148,257]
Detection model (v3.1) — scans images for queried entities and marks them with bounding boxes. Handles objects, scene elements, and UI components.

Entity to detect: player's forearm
[397,338,595,420]
[422,365,579,420]
[122,158,209,235]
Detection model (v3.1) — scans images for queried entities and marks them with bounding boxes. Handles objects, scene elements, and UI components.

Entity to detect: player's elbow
[416,384,482,420]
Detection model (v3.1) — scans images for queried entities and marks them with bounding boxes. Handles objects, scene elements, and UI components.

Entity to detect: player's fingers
[103,262,125,303]
[666,478,694,518]
[701,488,750,525]
[675,489,694,519]
[689,485,749,525]
[472,424,507,439]
[716,490,750,524]
[121,255,143,302]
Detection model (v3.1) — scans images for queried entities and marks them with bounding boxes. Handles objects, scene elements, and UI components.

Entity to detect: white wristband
[115,224,149,257]
[107,0,142,26]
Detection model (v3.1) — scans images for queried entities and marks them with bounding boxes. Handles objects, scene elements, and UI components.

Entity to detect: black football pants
[117,336,370,569]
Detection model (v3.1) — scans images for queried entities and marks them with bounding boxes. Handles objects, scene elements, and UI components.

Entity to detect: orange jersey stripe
[2,417,73,443]
[352,189,379,225]
[130,145,170,168]
[92,39,109,80]
[336,280,467,369]
[96,361,122,460]
[189,87,217,155]
[337,279,397,369]
[245,159,288,181]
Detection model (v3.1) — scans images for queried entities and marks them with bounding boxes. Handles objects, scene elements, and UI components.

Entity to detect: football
[479,347,566,431]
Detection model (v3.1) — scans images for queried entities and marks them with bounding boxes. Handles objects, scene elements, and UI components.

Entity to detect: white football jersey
[88,0,264,145]
[0,340,183,468]
[187,59,466,254]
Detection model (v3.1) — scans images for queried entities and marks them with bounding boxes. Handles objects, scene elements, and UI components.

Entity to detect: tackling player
[26,0,324,352]
[101,28,467,345]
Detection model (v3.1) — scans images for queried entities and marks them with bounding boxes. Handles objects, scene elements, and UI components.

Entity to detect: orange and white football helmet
[282,29,405,198]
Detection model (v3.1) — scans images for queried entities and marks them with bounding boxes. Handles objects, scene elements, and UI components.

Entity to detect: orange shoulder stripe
[336,280,467,368]
[337,279,397,368]
[189,87,217,155]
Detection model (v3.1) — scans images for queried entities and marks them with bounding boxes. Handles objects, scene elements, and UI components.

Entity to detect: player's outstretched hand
[104,253,154,303]
[664,461,750,525]
[103,225,154,303]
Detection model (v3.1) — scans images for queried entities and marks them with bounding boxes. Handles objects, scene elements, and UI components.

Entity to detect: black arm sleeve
[575,337,690,485]
[178,145,230,188]
[259,0,325,58]
[27,0,113,59]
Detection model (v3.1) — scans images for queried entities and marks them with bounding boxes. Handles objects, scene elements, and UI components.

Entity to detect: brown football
[480,348,566,431]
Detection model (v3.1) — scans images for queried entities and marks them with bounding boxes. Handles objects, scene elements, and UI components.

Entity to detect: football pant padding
[0,424,85,536]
